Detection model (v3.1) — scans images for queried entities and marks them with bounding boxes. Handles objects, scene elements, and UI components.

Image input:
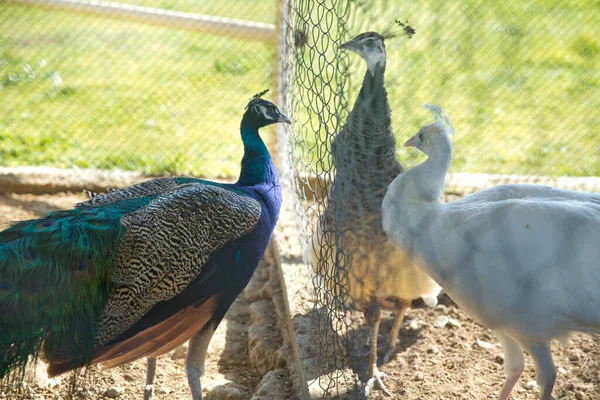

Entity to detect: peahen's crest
[382,18,416,40]
[424,104,455,135]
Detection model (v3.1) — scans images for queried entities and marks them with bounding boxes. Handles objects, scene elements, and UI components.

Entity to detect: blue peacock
[0,90,290,400]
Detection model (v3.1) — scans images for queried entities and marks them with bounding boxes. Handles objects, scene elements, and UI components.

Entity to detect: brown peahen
[0,90,290,400]
[307,22,440,396]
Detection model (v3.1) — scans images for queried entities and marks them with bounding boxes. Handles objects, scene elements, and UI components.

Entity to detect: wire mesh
[279,0,600,398]
[0,0,277,178]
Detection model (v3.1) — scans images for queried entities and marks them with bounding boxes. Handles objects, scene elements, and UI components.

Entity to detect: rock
[414,372,424,381]
[569,353,580,362]
[171,343,189,360]
[447,318,461,328]
[565,383,576,391]
[476,339,495,350]
[576,392,586,400]
[408,319,425,330]
[433,315,449,328]
[434,304,448,313]
[494,354,505,365]
[206,383,245,400]
[251,369,291,400]
[427,346,439,355]
[105,386,124,398]
[524,381,537,391]
[158,387,172,395]
[558,367,568,375]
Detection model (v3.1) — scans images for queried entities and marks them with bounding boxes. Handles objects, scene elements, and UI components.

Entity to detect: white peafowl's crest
[424,104,455,136]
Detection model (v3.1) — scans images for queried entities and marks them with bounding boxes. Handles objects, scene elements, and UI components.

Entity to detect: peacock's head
[244,89,291,128]
[404,104,455,157]
[340,20,415,74]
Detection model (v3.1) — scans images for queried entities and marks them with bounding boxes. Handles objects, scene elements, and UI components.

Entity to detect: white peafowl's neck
[382,132,454,287]
[392,134,452,204]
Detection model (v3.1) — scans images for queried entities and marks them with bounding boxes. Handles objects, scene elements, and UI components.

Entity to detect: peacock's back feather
[0,181,262,384]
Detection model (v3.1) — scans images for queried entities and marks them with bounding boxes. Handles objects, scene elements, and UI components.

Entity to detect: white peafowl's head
[340,20,415,75]
[404,104,455,157]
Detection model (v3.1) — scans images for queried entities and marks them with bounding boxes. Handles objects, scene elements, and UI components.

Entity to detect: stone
[524,381,537,391]
[476,339,495,350]
[206,383,245,400]
[158,387,172,395]
[447,318,462,328]
[433,315,449,328]
[105,386,124,398]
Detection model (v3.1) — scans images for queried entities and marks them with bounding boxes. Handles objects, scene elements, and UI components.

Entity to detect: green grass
[0,2,275,177]
[292,0,600,177]
[1,0,599,178]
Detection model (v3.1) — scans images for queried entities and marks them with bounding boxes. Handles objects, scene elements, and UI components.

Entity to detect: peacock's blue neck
[236,117,278,187]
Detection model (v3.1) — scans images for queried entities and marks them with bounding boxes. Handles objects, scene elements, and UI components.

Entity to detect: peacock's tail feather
[0,197,153,385]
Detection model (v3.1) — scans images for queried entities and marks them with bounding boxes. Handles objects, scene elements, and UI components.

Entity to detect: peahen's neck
[236,116,278,187]
[356,63,386,110]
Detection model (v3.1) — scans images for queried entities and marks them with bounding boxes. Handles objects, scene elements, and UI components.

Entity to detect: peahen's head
[341,32,387,74]
[243,89,291,129]
[340,20,415,74]
[404,104,455,157]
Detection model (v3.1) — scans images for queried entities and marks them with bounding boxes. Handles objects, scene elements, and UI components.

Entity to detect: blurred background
[2,0,598,181]
[1,0,278,177]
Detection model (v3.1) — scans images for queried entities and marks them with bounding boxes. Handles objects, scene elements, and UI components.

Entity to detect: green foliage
[294,0,599,177]
[1,1,599,178]
[0,2,274,177]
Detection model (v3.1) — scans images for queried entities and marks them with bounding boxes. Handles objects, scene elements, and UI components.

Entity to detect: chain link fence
[1,0,278,178]
[278,0,600,398]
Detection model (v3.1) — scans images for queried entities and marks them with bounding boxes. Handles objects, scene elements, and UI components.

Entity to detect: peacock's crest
[246,89,270,109]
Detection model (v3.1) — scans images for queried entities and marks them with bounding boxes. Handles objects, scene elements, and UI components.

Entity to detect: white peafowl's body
[382,105,600,400]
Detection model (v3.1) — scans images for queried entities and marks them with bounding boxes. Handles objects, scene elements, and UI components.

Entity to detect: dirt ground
[1,191,599,400]
[277,190,600,400]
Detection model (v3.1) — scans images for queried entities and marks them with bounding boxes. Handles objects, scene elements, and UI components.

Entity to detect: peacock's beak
[278,115,292,124]
[404,137,416,147]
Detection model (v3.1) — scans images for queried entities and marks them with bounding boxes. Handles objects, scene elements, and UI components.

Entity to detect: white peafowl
[382,104,600,400]
[307,22,440,396]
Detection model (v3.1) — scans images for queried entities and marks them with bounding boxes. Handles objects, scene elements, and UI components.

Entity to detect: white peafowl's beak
[404,136,416,147]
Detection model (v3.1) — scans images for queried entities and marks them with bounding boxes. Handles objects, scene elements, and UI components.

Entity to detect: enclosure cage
[276,0,599,398]
[1,0,599,398]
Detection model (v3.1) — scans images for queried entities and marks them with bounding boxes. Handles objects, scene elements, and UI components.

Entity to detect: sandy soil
[1,190,599,400]
[277,190,600,400]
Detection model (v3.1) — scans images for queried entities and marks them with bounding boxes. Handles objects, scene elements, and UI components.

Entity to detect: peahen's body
[0,91,290,400]
[307,26,439,396]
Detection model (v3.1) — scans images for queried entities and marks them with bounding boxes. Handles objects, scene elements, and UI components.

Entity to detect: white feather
[382,105,600,398]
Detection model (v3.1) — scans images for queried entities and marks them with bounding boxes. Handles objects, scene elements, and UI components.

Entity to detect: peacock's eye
[419,132,423,140]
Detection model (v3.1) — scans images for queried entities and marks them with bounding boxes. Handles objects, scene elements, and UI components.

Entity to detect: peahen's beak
[339,40,357,52]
